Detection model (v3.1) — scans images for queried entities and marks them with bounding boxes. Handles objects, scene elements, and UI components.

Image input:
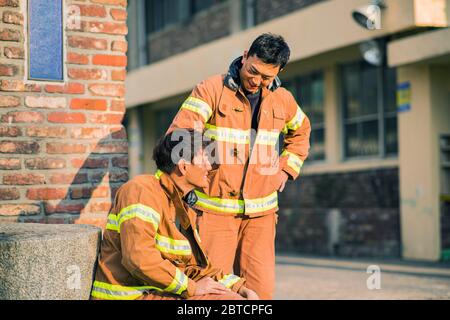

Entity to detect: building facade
[0,0,129,228]
[125,0,450,261]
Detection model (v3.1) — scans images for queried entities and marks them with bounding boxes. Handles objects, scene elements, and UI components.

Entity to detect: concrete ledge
[0,223,101,300]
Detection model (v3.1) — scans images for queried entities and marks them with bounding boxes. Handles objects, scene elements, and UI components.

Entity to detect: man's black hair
[248,33,291,69]
[153,129,210,174]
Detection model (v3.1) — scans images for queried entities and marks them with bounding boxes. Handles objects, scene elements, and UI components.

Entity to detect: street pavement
[274,254,450,300]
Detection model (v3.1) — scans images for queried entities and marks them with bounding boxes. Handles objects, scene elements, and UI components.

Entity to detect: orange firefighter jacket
[167,57,311,218]
[91,170,245,300]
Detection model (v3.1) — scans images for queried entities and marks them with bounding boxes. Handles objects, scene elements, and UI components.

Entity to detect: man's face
[183,148,212,189]
[240,51,281,94]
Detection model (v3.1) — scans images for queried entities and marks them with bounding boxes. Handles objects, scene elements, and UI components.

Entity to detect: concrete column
[398,64,450,261]
[324,65,341,164]
[127,108,144,178]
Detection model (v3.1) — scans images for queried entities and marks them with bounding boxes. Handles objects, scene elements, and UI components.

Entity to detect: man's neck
[168,172,194,198]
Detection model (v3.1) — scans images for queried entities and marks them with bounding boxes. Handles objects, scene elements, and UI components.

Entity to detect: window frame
[340,60,398,160]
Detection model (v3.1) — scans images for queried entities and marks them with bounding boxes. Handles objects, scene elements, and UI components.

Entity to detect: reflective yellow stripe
[219,274,241,288]
[105,204,161,233]
[284,105,306,133]
[180,96,212,122]
[205,124,250,144]
[194,190,278,214]
[91,281,163,300]
[164,268,189,295]
[282,150,304,175]
[154,169,164,180]
[155,233,192,256]
[254,130,280,146]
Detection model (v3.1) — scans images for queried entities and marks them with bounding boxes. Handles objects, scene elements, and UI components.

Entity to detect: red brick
[67,52,89,65]
[0,141,39,154]
[0,157,20,170]
[68,68,107,80]
[49,173,88,185]
[46,142,87,154]
[79,21,128,35]
[44,82,85,94]
[88,201,111,212]
[74,216,107,229]
[89,83,125,97]
[0,28,20,41]
[25,158,66,170]
[0,0,20,7]
[94,171,128,182]
[68,35,108,50]
[0,187,20,200]
[111,69,126,81]
[27,188,67,200]
[110,8,127,21]
[70,127,108,139]
[0,63,18,76]
[93,54,127,67]
[2,11,23,25]
[71,186,109,199]
[71,157,109,169]
[112,156,128,168]
[4,46,24,59]
[70,98,107,111]
[77,4,107,17]
[0,126,21,137]
[0,95,20,107]
[2,111,44,123]
[110,99,125,112]
[48,112,86,124]
[111,40,127,52]
[91,141,128,154]
[111,127,127,139]
[26,127,67,138]
[91,0,127,8]
[89,113,123,124]
[3,173,45,185]
[45,202,85,215]
[0,80,41,92]
[0,204,40,217]
[25,96,66,109]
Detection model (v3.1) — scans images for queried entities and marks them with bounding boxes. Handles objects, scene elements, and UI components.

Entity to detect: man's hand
[194,277,230,296]
[278,171,289,192]
[238,286,259,300]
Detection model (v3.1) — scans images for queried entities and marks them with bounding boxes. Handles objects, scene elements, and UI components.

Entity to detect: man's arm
[280,91,312,180]
[115,182,197,298]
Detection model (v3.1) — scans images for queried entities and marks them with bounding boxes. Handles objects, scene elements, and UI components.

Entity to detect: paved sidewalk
[274,254,450,300]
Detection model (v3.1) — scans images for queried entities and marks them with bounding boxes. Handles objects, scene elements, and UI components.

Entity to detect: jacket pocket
[273,107,285,132]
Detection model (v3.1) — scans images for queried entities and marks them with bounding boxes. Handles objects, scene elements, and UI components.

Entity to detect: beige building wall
[398,64,450,261]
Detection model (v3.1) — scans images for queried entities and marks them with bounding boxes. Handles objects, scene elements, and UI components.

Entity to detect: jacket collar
[157,170,196,229]
[223,56,282,93]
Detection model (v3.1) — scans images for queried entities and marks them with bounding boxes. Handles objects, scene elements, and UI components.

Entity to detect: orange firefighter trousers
[197,213,277,300]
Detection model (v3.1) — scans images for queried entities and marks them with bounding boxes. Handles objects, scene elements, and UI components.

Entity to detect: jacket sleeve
[280,90,311,180]
[184,264,246,294]
[116,182,197,298]
[166,79,216,134]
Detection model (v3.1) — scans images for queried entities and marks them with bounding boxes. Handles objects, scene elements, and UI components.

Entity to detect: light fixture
[352,0,386,30]
[359,39,384,66]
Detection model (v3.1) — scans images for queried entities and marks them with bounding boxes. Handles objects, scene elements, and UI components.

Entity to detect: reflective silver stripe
[165,268,188,295]
[180,97,212,122]
[285,105,306,132]
[219,274,241,288]
[254,130,280,146]
[282,150,304,174]
[155,234,192,255]
[205,124,250,144]
[194,190,278,214]
[93,286,144,298]
[117,205,160,230]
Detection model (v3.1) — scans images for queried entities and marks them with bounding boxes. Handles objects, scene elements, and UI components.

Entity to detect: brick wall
[148,2,230,64]
[277,168,401,257]
[0,0,129,228]
[255,0,326,24]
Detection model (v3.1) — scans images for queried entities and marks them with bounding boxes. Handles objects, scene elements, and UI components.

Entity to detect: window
[146,0,224,33]
[28,0,63,81]
[242,0,257,29]
[155,106,179,141]
[341,61,398,158]
[284,72,325,161]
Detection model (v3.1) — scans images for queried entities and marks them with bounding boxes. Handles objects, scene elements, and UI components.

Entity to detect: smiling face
[239,51,281,94]
[180,148,212,189]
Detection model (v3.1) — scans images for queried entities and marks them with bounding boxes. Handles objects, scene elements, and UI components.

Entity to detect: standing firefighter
[91,129,258,300]
[167,33,311,299]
